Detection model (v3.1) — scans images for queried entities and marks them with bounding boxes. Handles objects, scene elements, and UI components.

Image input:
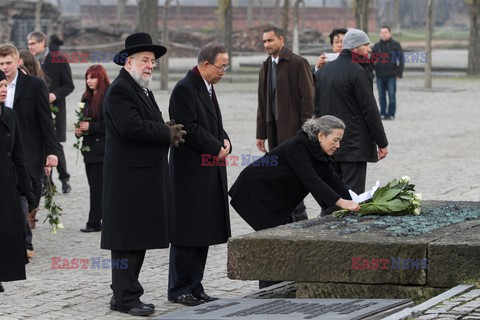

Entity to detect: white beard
[129,67,152,89]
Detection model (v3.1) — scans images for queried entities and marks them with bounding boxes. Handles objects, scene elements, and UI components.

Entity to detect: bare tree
[353,0,370,33]
[466,0,480,75]
[117,0,128,22]
[424,0,433,89]
[247,0,253,28]
[176,0,181,29]
[160,0,171,90]
[292,0,303,54]
[393,0,401,33]
[217,0,233,69]
[56,0,62,14]
[35,0,44,31]
[138,0,158,43]
[274,0,281,25]
[282,0,290,42]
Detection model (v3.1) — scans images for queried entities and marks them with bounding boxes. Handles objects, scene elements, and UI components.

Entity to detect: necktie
[143,88,149,97]
[270,60,277,118]
[208,86,213,99]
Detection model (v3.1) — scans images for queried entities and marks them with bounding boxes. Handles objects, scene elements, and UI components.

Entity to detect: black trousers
[55,142,70,181]
[334,161,367,194]
[168,245,209,300]
[85,163,103,229]
[31,177,42,209]
[111,250,146,311]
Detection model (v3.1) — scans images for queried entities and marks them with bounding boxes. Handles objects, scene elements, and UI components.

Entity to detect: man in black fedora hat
[101,32,186,316]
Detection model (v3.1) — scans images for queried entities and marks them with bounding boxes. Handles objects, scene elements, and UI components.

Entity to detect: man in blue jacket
[372,26,404,120]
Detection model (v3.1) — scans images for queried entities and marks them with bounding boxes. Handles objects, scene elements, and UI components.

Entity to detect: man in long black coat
[0,44,58,256]
[314,29,389,195]
[168,42,232,306]
[101,33,185,316]
[28,31,74,193]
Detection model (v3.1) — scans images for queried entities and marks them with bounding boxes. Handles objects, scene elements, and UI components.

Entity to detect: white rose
[414,193,422,202]
[78,102,85,110]
[57,223,64,230]
[413,207,421,215]
[400,175,410,184]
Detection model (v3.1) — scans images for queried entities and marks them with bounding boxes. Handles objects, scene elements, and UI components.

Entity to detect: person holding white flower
[230,115,360,232]
[75,64,110,233]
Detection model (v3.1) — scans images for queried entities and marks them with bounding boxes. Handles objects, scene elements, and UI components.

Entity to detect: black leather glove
[25,192,37,212]
[168,123,187,147]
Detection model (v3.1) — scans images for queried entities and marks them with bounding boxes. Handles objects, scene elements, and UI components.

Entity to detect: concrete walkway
[0,58,479,319]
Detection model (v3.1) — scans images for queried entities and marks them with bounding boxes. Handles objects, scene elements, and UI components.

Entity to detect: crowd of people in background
[0,25,404,316]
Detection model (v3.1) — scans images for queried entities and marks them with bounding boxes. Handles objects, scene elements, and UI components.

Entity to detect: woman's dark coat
[229,130,350,231]
[0,105,31,281]
[80,100,105,163]
[314,50,388,162]
[101,68,171,251]
[168,68,232,247]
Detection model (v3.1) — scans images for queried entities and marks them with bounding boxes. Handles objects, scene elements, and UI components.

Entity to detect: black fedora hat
[113,32,167,66]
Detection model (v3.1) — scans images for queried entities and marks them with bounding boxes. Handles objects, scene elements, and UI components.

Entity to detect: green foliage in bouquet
[333,176,422,218]
[43,179,64,234]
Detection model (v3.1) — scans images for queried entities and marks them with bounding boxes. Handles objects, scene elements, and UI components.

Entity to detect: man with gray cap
[314,28,388,203]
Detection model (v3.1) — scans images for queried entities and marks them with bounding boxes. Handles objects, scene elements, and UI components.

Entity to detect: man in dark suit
[0,44,58,257]
[28,31,74,194]
[168,42,231,306]
[257,26,314,224]
[101,32,186,317]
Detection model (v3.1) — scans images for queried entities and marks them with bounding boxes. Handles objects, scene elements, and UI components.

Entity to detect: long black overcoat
[13,70,57,180]
[314,50,388,162]
[168,69,232,247]
[229,130,350,231]
[42,51,74,142]
[0,105,31,281]
[101,68,171,251]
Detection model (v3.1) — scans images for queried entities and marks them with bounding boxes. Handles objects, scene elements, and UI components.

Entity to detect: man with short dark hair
[28,31,74,193]
[168,42,232,306]
[257,26,314,222]
[372,26,404,120]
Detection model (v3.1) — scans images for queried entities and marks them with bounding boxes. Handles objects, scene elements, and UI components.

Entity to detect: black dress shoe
[61,180,71,193]
[80,226,101,233]
[194,292,218,302]
[0,282,4,292]
[122,304,154,316]
[169,294,203,306]
[109,296,154,311]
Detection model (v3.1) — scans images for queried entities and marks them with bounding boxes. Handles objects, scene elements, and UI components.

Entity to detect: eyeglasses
[210,63,229,72]
[130,56,158,67]
[27,41,38,46]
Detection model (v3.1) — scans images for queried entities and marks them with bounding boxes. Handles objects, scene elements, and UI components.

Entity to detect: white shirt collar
[202,77,212,93]
[5,70,19,109]
[271,56,279,64]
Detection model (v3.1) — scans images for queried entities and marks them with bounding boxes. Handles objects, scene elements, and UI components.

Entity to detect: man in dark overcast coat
[168,42,231,306]
[101,32,185,317]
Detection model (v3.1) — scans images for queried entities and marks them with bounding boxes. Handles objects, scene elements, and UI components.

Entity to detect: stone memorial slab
[155,298,412,320]
[228,201,480,289]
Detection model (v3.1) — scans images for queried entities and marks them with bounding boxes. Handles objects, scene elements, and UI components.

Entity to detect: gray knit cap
[342,29,370,50]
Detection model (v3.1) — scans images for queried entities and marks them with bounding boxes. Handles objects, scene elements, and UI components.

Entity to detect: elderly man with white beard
[101,32,186,317]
